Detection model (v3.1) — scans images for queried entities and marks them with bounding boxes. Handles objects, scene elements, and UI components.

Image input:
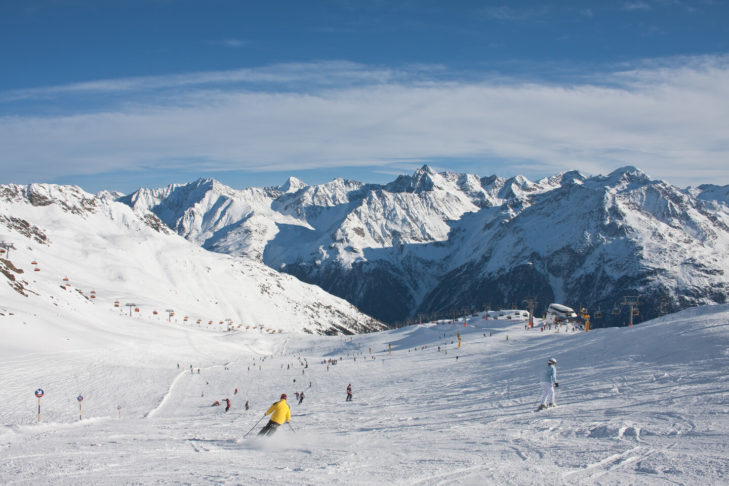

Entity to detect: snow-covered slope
[2,295,729,484]
[0,183,385,338]
[123,166,729,325]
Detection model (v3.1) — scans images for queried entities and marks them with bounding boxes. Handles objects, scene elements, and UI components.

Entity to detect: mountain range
[0,183,385,338]
[119,166,729,325]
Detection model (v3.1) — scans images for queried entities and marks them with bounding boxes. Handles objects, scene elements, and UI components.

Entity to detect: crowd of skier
[174,313,570,437]
[186,318,559,436]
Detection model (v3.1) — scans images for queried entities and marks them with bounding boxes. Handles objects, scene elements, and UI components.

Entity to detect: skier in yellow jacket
[258,394,291,436]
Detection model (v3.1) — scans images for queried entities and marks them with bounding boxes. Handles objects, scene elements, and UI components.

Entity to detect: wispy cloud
[210,38,250,48]
[478,5,549,21]
[1,56,728,187]
[0,61,403,103]
[622,1,652,11]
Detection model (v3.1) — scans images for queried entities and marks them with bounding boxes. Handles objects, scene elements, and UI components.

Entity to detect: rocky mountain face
[122,166,729,326]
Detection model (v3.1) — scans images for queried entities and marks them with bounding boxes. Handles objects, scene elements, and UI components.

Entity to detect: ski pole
[244,415,266,438]
[287,422,296,433]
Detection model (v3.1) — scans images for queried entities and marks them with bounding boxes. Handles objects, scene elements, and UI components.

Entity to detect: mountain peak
[395,164,441,192]
[606,166,649,185]
[279,176,307,193]
[415,164,436,176]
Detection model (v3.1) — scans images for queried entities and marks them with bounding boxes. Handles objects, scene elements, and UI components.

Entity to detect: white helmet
[548,358,557,365]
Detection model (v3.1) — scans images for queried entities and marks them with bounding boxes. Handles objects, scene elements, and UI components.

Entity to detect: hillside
[2,297,728,484]
[0,183,385,340]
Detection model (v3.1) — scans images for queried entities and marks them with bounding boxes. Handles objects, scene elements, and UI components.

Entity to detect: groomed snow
[2,305,729,485]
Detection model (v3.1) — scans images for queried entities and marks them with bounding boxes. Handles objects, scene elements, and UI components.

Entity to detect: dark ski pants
[258,420,281,436]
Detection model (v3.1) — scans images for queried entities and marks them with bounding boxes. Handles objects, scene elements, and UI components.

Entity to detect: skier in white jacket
[537,358,558,410]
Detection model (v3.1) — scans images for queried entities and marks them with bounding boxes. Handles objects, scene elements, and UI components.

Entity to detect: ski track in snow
[2,307,729,484]
[145,370,188,418]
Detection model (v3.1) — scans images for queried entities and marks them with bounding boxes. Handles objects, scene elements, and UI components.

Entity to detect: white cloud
[212,39,249,48]
[622,1,652,11]
[1,57,728,187]
[478,5,549,21]
[0,61,401,103]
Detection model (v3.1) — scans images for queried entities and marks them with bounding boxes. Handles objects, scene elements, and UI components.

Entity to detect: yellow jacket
[265,399,291,424]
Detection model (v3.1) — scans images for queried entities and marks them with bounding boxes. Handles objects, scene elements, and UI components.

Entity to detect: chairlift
[612,305,621,315]
[594,309,603,319]
[633,308,640,316]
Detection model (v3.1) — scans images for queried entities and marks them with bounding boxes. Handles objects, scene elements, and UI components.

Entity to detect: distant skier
[346,384,353,402]
[234,388,238,395]
[245,400,249,410]
[224,398,231,412]
[298,391,305,405]
[537,358,559,410]
[258,394,291,436]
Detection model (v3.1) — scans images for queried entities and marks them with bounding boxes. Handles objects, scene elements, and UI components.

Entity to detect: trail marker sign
[34,388,44,422]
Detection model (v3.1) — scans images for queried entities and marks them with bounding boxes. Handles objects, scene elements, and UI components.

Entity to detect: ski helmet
[548,358,557,364]
[280,393,287,400]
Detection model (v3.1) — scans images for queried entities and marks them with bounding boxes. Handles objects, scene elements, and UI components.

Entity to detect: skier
[245,400,249,410]
[224,398,231,412]
[346,384,353,402]
[258,394,291,436]
[298,391,305,405]
[537,358,559,410]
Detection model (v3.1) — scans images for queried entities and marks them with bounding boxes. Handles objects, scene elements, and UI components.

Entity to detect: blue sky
[1,0,728,193]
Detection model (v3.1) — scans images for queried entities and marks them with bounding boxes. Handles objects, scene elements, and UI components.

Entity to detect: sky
[1,0,728,194]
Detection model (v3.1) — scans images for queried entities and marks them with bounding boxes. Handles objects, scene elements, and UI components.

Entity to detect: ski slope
[2,305,729,485]
[0,183,385,337]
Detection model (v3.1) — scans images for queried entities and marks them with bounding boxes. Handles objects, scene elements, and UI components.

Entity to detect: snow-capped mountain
[122,166,729,325]
[0,183,386,336]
